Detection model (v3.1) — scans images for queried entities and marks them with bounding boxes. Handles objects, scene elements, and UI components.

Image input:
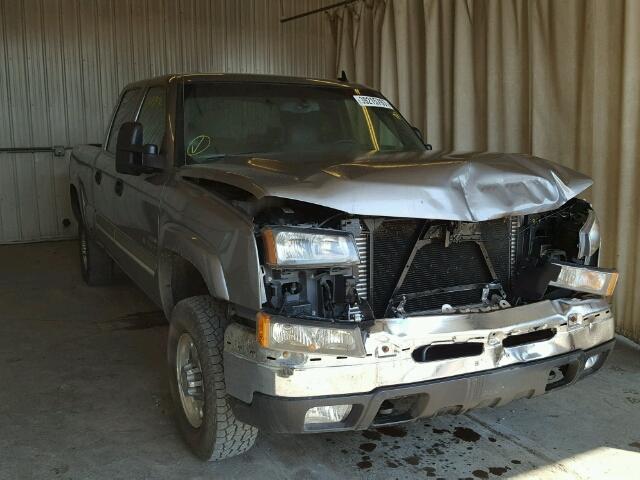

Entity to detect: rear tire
[167,296,258,461]
[78,223,114,286]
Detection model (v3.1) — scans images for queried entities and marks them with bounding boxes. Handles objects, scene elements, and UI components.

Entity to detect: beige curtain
[328,0,640,342]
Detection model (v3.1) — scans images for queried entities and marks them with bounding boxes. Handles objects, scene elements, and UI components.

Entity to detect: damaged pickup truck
[69,74,618,461]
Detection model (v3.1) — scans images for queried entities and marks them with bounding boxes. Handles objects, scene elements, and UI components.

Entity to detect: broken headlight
[578,209,600,262]
[549,263,618,296]
[256,312,366,357]
[262,227,359,268]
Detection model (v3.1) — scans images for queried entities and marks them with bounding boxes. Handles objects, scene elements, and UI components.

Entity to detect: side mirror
[115,122,163,174]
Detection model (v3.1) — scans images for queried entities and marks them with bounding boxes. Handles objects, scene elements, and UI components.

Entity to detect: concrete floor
[1,241,639,480]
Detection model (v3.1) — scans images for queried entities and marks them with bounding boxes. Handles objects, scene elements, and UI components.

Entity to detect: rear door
[109,85,168,299]
[93,88,144,253]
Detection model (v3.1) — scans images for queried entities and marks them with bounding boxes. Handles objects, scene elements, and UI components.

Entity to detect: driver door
[110,86,168,300]
[93,88,143,257]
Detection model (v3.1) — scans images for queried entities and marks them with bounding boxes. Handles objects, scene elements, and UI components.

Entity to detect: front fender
[159,224,230,300]
[158,222,263,313]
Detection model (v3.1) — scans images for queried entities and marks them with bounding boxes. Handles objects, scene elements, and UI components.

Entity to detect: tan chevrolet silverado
[69,73,618,461]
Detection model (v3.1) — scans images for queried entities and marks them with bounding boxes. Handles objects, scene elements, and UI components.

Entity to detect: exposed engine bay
[248,197,601,322]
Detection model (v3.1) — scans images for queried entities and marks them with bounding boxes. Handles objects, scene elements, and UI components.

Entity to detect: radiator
[357,217,514,318]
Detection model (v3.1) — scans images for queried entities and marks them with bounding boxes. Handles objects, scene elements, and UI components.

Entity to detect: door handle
[114,179,124,196]
[94,170,102,184]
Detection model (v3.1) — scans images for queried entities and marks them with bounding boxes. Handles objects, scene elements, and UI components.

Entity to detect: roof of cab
[122,73,369,91]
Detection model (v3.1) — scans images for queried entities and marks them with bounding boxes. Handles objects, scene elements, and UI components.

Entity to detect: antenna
[338,70,349,82]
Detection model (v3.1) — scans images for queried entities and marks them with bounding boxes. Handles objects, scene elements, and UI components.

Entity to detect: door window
[137,87,166,149]
[106,89,142,153]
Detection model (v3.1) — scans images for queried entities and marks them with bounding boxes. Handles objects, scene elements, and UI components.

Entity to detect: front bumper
[229,340,613,433]
[224,297,615,432]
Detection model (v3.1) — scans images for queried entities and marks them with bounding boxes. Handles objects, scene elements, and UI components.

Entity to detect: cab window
[137,87,166,150]
[106,89,142,154]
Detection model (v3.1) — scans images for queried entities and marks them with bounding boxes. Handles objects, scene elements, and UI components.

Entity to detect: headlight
[256,312,366,357]
[549,262,618,296]
[262,227,359,268]
[578,209,600,261]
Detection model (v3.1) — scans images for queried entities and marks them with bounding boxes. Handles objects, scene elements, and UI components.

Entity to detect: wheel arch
[158,225,231,318]
[69,178,92,228]
[69,184,82,223]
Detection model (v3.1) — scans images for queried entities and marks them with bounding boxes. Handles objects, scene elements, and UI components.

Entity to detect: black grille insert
[503,328,556,348]
[412,342,484,362]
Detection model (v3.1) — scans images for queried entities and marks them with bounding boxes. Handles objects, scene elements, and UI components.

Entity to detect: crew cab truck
[69,74,618,461]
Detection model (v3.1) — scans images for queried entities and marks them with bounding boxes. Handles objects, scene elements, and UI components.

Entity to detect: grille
[366,218,513,317]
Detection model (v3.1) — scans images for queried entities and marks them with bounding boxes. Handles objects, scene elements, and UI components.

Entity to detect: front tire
[167,296,258,461]
[78,223,114,286]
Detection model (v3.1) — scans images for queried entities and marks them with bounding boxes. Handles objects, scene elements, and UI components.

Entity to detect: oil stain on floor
[348,422,517,479]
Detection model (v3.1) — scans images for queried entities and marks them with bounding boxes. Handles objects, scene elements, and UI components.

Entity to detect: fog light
[304,405,352,425]
[584,354,600,370]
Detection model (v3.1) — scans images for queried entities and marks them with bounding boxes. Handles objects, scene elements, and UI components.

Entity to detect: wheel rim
[176,333,205,428]
[79,229,88,271]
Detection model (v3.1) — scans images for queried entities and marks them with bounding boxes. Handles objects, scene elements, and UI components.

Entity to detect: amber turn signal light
[261,229,278,266]
[256,311,271,347]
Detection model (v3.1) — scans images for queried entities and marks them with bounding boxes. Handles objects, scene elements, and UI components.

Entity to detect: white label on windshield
[353,95,393,109]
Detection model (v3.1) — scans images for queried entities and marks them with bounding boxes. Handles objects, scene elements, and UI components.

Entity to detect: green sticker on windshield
[187,135,211,156]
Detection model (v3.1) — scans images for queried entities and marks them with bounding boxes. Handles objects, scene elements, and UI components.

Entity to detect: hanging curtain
[328,0,640,342]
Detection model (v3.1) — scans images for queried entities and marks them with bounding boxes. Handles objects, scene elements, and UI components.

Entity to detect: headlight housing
[549,262,618,296]
[262,226,359,268]
[578,209,600,262]
[256,312,366,357]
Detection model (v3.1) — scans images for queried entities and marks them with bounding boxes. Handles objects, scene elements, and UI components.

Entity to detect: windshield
[182,82,425,163]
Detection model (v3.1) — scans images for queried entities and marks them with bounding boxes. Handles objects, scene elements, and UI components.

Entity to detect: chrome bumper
[224,297,614,403]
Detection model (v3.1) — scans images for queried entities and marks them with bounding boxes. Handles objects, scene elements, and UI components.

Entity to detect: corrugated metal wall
[0,0,333,243]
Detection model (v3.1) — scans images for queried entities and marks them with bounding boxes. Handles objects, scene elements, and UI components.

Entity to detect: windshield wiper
[192,151,268,161]
[190,153,227,161]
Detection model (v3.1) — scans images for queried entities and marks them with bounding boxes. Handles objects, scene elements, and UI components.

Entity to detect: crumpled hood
[179,150,593,221]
